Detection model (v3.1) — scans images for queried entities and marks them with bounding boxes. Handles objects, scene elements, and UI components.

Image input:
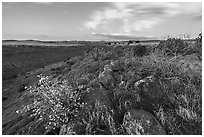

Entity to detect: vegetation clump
[195,33,202,46]
[157,38,188,55]
[133,44,148,57]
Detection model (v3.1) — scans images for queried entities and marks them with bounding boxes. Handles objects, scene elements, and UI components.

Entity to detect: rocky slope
[2,41,202,135]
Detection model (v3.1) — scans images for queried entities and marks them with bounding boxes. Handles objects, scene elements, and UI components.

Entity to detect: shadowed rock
[123,109,166,135]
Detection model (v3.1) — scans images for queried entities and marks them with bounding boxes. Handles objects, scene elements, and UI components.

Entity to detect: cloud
[193,14,202,21]
[177,2,202,21]
[85,2,202,34]
[3,33,69,40]
[34,2,54,5]
[179,2,202,15]
[91,33,156,40]
[2,5,11,9]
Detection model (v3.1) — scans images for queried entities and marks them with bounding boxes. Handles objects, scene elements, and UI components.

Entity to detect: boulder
[98,64,114,89]
[123,109,166,135]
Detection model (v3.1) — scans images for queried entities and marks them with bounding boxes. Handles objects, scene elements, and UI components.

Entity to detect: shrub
[133,45,148,57]
[195,33,202,59]
[195,33,202,45]
[183,33,202,60]
[17,74,86,134]
[157,38,188,56]
[127,40,133,45]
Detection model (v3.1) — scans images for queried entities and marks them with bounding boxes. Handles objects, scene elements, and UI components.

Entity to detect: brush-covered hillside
[2,34,202,135]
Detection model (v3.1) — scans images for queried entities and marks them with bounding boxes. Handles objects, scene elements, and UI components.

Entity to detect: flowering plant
[17,74,85,134]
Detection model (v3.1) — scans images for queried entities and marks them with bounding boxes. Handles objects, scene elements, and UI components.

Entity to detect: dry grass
[14,37,202,135]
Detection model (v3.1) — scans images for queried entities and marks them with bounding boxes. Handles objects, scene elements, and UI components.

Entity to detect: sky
[2,2,202,41]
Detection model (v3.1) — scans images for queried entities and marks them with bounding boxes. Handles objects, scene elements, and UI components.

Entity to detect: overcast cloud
[85,2,202,39]
[3,2,202,40]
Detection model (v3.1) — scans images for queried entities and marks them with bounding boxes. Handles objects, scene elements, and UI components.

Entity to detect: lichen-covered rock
[123,109,166,135]
[98,64,114,89]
